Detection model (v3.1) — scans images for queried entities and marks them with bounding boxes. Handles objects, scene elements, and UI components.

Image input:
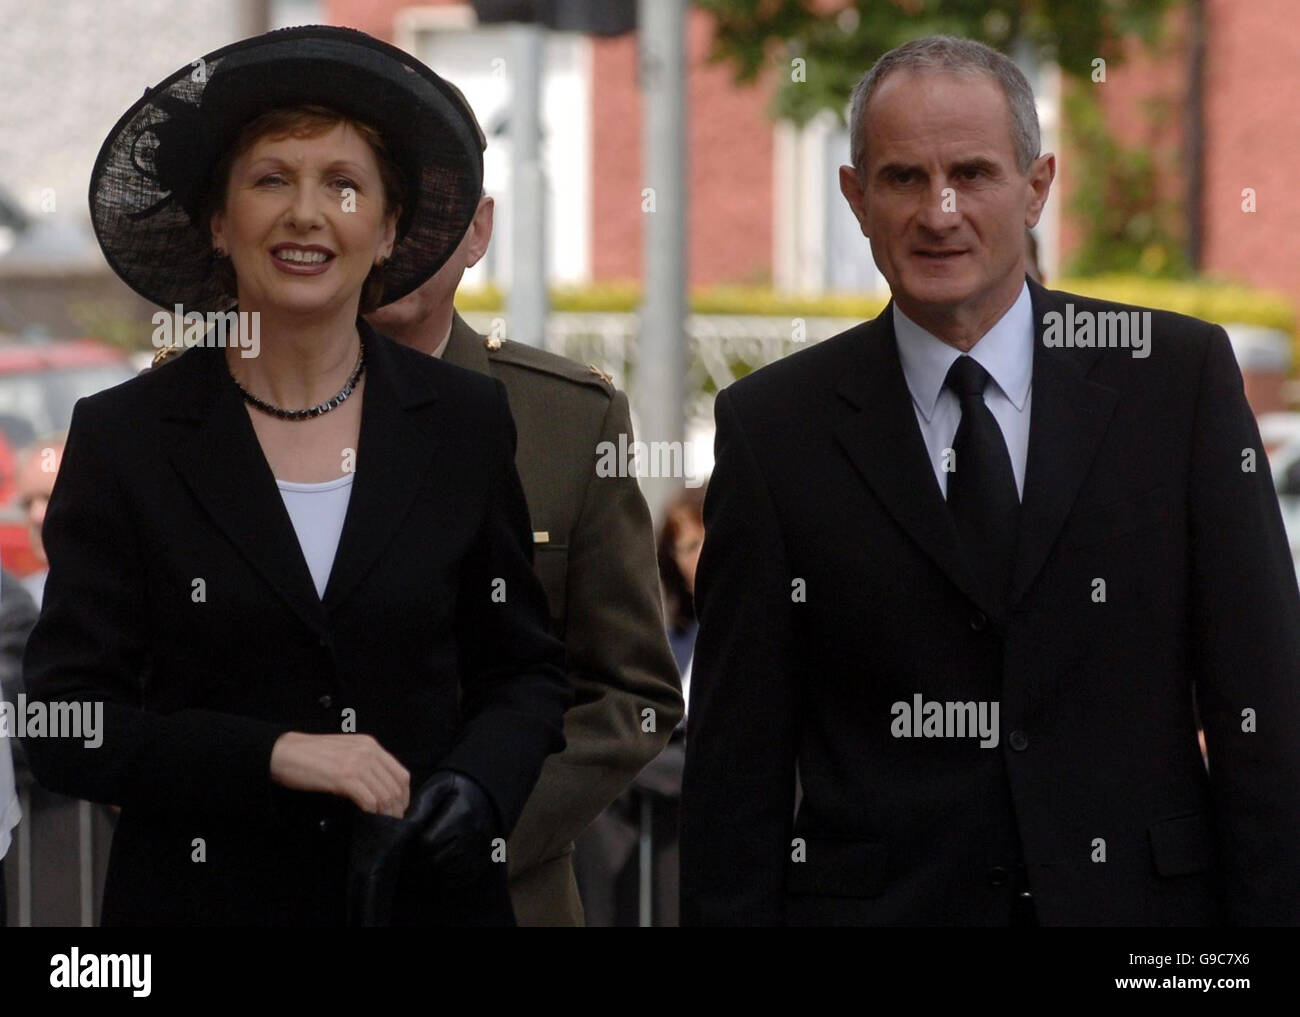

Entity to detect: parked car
[0,339,135,576]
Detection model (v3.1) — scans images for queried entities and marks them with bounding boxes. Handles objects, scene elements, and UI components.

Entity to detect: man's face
[367,195,493,333]
[840,69,1053,335]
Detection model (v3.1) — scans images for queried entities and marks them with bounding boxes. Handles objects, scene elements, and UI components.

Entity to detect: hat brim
[90,26,484,312]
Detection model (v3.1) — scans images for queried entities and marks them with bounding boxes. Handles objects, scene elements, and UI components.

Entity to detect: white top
[893,281,1034,499]
[1,559,20,860]
[276,473,355,599]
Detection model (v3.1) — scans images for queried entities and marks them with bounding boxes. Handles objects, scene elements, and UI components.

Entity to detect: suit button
[318,694,333,709]
[1009,730,1029,751]
[969,611,988,631]
[987,866,1010,887]
[318,819,331,834]
[318,635,329,648]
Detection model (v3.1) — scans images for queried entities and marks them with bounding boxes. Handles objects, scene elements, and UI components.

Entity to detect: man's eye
[893,171,915,184]
[960,168,983,180]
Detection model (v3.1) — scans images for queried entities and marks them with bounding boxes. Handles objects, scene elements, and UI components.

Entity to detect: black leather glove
[406,769,504,889]
[347,812,419,927]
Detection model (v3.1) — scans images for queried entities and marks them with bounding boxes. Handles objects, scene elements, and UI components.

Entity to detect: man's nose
[914,179,962,232]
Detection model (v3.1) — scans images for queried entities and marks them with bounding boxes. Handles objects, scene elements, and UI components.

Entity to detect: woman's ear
[209,209,226,254]
[378,208,399,262]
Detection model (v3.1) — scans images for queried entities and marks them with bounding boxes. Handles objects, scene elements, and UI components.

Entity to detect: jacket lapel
[832,308,993,615]
[162,320,443,632]
[1008,280,1119,606]
[321,320,442,611]
[164,342,330,637]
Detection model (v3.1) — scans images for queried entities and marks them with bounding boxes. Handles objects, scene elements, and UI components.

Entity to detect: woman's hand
[270,732,410,818]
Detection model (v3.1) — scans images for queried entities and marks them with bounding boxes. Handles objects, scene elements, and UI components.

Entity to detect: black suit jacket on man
[681,279,1300,926]
[21,322,570,925]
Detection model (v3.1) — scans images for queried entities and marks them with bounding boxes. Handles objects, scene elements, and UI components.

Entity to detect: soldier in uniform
[367,120,683,926]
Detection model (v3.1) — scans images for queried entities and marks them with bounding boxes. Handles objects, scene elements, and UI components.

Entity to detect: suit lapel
[1009,280,1119,606]
[163,320,443,632]
[321,320,442,611]
[164,343,330,637]
[832,308,994,615]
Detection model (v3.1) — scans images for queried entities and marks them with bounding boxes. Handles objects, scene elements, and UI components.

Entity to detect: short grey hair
[848,35,1040,176]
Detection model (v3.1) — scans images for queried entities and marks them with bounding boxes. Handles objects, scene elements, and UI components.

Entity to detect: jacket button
[987,866,1009,886]
[1009,730,1029,751]
[318,635,329,648]
[969,611,987,631]
[318,819,331,834]
[318,695,333,709]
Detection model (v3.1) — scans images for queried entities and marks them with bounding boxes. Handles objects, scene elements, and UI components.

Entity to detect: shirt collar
[892,281,1033,421]
[429,321,454,359]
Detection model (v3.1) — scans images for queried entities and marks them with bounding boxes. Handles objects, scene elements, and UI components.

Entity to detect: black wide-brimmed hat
[90,25,484,312]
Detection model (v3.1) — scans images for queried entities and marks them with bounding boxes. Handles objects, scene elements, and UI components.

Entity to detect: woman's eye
[332,177,358,191]
[256,174,285,186]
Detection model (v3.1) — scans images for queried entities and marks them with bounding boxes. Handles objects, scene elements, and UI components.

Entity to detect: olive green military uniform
[442,312,684,926]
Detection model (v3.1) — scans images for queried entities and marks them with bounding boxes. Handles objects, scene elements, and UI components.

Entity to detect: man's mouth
[915,249,967,260]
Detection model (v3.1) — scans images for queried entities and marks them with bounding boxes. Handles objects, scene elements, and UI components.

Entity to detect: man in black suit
[680,35,1300,926]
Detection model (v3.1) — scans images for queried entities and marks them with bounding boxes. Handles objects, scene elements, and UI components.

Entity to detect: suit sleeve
[21,397,292,822]
[680,385,800,925]
[506,389,684,877]
[439,379,572,836]
[1188,326,1300,924]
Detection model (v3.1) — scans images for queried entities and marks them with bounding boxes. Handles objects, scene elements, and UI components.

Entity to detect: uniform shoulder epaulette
[485,337,616,395]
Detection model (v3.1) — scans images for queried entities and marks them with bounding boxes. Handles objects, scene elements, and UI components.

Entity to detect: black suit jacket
[681,279,1300,926]
[21,321,571,925]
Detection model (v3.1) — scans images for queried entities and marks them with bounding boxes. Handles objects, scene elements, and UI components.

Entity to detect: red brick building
[326,0,1298,321]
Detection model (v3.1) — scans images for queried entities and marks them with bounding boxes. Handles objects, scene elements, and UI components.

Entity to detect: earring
[214,246,227,258]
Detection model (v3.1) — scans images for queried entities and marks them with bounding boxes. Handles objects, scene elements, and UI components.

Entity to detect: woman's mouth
[270,245,335,275]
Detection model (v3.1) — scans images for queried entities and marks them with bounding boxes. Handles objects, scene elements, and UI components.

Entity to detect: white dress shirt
[892,282,1034,500]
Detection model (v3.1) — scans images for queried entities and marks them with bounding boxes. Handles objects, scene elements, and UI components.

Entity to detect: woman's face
[209,121,397,318]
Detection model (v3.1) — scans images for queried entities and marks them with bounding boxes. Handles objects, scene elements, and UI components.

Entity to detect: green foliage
[696,0,1176,128]
[1061,87,1190,278]
[455,278,1293,333]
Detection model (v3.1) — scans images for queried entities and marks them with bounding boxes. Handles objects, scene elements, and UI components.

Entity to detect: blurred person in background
[15,434,65,608]
[367,96,682,926]
[571,485,704,926]
[0,550,19,926]
[23,26,568,926]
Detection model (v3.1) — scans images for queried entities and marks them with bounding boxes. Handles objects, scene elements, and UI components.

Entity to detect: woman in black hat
[20,26,569,926]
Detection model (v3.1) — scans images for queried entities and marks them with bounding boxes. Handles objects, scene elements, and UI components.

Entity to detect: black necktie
[943,356,1020,612]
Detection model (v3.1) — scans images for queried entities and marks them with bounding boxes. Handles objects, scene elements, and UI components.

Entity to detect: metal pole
[17,785,31,927]
[637,793,653,927]
[78,801,93,926]
[636,0,689,528]
[508,23,549,348]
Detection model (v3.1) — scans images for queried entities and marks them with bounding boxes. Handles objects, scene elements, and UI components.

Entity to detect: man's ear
[839,164,870,239]
[464,195,494,270]
[1024,153,1055,229]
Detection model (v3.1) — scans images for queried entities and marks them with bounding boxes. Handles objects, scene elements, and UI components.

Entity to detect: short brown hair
[199,105,406,313]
